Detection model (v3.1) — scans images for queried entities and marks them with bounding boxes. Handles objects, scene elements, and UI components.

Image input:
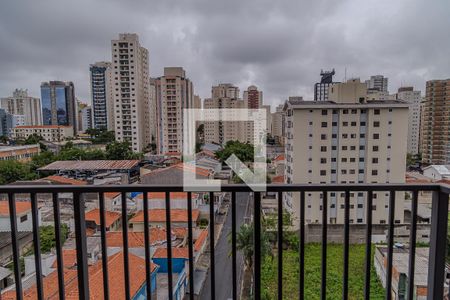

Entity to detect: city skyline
[1,0,449,106]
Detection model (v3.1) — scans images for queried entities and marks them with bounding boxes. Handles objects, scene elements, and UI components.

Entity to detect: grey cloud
[0,0,449,107]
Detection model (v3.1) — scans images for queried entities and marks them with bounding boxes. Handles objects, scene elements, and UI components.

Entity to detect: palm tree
[235,223,271,269]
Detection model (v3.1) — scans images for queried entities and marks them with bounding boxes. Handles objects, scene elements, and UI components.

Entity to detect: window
[372,158,379,163]
[342,134,348,138]
[343,122,348,126]
[349,169,355,174]
[360,133,366,138]
[350,158,356,162]
[357,219,363,223]
[373,133,379,139]
[321,146,327,152]
[357,204,363,208]
[341,158,347,162]
[320,158,327,164]
[332,109,338,114]
[331,169,336,174]
[332,146,337,150]
[320,170,327,176]
[351,109,357,114]
[360,122,366,126]
[359,169,364,174]
[321,110,328,115]
[350,134,356,139]
[342,146,348,150]
[332,134,337,138]
[331,158,337,162]
[309,121,313,125]
[341,169,347,175]
[351,121,357,126]
[359,145,365,150]
[20,215,28,223]
[372,170,378,176]
[343,109,349,114]
[350,146,356,150]
[321,122,328,128]
[373,146,379,151]
[332,122,338,126]
[373,121,380,127]
[321,134,327,140]
[374,109,380,115]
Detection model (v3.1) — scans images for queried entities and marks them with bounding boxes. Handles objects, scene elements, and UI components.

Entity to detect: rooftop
[153,247,189,259]
[14,125,72,129]
[38,160,140,171]
[40,175,87,186]
[0,201,31,216]
[130,209,200,223]
[85,209,121,228]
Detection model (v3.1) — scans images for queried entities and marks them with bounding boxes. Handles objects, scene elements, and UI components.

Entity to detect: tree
[216,140,254,163]
[30,151,56,170]
[39,224,69,253]
[0,160,38,184]
[234,223,271,269]
[24,133,43,145]
[105,141,142,160]
[0,135,9,144]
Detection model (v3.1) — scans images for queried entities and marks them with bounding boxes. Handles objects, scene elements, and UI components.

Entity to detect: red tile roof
[0,201,31,216]
[51,249,77,269]
[194,230,208,252]
[3,252,158,300]
[42,175,87,185]
[105,192,121,199]
[153,247,189,259]
[274,154,285,162]
[272,175,284,183]
[129,209,200,224]
[106,228,171,247]
[85,209,121,228]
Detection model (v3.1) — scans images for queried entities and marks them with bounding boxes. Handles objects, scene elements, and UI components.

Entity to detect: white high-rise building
[155,67,193,154]
[111,34,150,152]
[365,75,389,94]
[204,84,246,145]
[284,93,408,229]
[395,87,422,155]
[81,106,93,133]
[1,89,42,126]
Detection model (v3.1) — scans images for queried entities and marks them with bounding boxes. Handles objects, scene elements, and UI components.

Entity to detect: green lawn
[261,244,385,300]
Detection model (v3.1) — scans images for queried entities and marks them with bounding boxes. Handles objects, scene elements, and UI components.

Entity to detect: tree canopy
[0,160,38,184]
[215,140,254,163]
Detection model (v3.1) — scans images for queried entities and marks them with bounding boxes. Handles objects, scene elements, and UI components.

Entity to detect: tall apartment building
[284,95,408,228]
[243,85,263,108]
[271,104,285,145]
[314,69,339,101]
[111,33,150,152]
[149,78,157,144]
[204,84,246,145]
[395,87,422,155]
[90,62,114,131]
[421,79,450,164]
[155,67,193,154]
[365,75,389,94]
[193,95,201,109]
[0,109,13,137]
[81,106,93,133]
[1,89,42,126]
[40,81,77,134]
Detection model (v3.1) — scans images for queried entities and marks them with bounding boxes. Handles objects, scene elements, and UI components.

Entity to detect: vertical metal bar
[277,191,283,300]
[187,192,195,299]
[385,191,396,300]
[165,191,174,300]
[30,192,43,300]
[364,191,373,300]
[121,191,130,300]
[8,193,23,300]
[99,192,109,300]
[143,192,152,300]
[254,192,261,300]
[299,191,305,300]
[427,190,449,300]
[320,191,328,300]
[407,191,418,300]
[342,190,350,300]
[232,192,237,300]
[209,191,216,300]
[52,192,65,299]
[73,191,89,300]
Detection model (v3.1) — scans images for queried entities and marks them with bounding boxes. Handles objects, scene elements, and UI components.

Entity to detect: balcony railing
[1,183,449,300]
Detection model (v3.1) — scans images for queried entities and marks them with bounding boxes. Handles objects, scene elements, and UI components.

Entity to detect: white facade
[12,125,74,142]
[0,89,42,126]
[111,33,150,152]
[284,98,408,228]
[12,115,26,127]
[81,106,93,132]
[422,165,450,181]
[155,67,193,154]
[396,87,422,154]
[365,75,389,93]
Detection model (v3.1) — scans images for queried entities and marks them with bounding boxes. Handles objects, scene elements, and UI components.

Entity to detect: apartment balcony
[1,184,449,300]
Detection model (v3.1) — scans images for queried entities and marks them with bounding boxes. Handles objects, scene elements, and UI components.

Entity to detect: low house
[0,144,40,162]
[85,209,121,232]
[422,165,450,181]
[129,209,200,231]
[0,231,33,265]
[2,251,159,300]
[134,192,201,210]
[0,201,39,232]
[374,246,449,299]
[153,248,189,300]
[272,154,285,176]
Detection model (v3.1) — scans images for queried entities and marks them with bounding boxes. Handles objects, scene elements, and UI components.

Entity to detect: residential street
[200,192,250,300]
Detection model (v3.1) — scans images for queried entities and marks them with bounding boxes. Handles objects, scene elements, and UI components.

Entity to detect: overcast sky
[1,0,449,108]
